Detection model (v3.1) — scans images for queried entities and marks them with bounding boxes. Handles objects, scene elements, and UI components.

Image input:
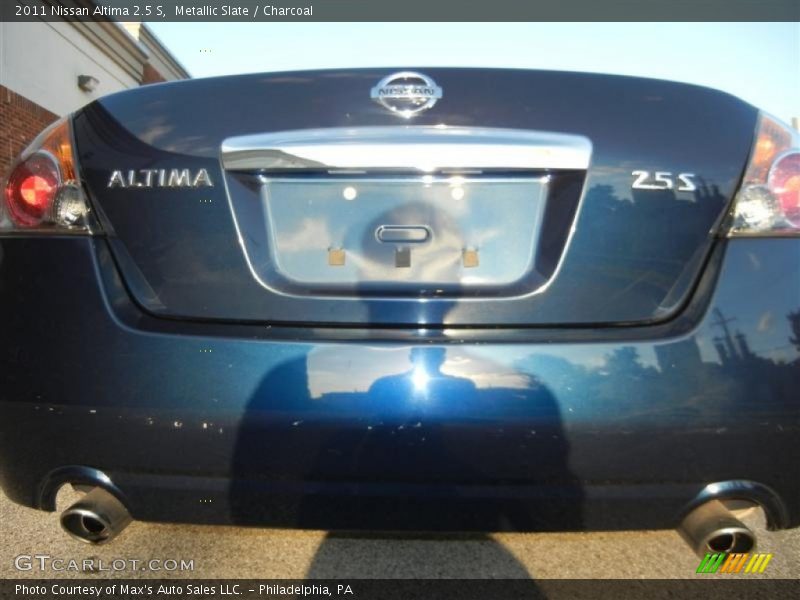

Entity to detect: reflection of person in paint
[367,347,476,402]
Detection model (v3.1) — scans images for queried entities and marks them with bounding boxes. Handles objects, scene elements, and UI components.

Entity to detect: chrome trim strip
[221,126,592,172]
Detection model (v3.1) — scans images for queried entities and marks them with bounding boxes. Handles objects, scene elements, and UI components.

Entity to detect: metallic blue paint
[0,235,798,531]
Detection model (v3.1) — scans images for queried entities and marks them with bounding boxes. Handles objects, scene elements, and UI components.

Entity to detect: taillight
[5,154,60,226]
[728,113,800,236]
[1,117,95,232]
[768,152,800,228]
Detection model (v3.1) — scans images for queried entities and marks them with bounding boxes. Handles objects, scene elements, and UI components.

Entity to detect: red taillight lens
[2,117,93,232]
[5,154,60,227]
[20,176,55,207]
[768,152,800,228]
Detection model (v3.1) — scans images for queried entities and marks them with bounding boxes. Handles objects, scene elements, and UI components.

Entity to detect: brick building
[1,12,188,178]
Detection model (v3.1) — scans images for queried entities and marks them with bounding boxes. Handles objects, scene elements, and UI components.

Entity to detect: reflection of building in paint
[655,338,702,373]
[789,310,800,354]
[709,307,758,366]
[713,337,732,364]
[734,331,754,360]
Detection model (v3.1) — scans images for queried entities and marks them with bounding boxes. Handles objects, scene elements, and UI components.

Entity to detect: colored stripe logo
[696,553,773,574]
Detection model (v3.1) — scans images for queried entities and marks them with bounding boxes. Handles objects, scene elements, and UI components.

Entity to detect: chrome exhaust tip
[60,487,132,545]
[679,499,756,557]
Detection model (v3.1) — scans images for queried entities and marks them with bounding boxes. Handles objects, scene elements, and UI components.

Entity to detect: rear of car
[1,69,798,544]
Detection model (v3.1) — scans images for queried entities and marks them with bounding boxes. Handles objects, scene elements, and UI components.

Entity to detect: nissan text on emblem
[370,71,443,118]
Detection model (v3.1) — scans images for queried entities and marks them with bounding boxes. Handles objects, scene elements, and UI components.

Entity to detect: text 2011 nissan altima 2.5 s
[1,69,798,553]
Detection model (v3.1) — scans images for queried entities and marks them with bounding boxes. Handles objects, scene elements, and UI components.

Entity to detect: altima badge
[108,168,214,189]
[370,71,442,118]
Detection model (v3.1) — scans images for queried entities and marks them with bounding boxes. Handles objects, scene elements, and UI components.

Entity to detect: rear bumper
[0,236,798,532]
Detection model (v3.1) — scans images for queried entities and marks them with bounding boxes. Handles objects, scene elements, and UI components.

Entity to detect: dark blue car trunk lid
[72,68,757,326]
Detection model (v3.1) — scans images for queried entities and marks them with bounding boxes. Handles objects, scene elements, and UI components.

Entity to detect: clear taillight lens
[2,117,95,233]
[728,114,800,236]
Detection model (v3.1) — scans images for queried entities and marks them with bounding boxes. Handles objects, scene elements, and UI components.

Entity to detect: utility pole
[711,308,739,361]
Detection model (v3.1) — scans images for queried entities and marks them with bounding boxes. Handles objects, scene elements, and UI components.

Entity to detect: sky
[147,22,800,122]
